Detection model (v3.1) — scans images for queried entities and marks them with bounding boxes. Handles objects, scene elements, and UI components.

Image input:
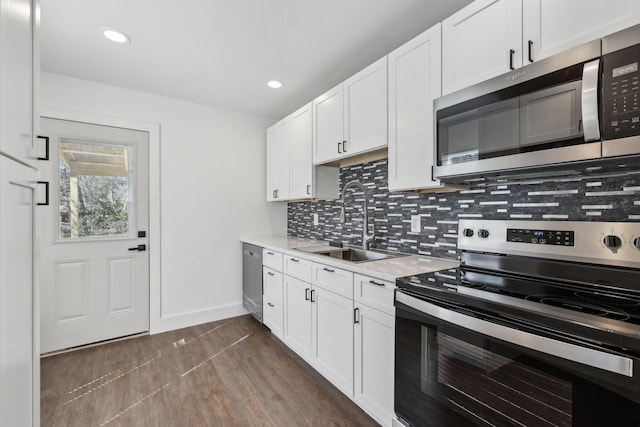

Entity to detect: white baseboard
[151,302,249,334]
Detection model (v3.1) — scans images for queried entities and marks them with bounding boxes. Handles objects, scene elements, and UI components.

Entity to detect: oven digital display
[507,228,574,246]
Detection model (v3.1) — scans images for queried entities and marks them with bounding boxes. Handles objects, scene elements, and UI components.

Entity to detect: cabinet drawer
[263,249,283,271]
[353,273,394,315]
[263,297,284,341]
[284,255,312,282]
[263,267,283,303]
[312,263,353,299]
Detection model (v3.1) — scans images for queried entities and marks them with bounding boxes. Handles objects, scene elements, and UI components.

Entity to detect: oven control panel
[507,228,574,246]
[602,43,640,140]
[458,220,640,269]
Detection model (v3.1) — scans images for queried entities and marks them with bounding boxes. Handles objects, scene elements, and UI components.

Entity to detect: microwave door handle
[581,59,601,142]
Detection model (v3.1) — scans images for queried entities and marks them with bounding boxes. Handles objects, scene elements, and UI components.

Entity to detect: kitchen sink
[295,245,407,263]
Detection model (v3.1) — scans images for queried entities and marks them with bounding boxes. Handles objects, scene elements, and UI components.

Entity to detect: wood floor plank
[41,315,379,427]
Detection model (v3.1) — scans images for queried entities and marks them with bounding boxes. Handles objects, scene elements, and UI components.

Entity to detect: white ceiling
[41,0,472,120]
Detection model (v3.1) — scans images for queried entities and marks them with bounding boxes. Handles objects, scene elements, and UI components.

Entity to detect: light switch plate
[411,215,421,233]
[313,213,319,226]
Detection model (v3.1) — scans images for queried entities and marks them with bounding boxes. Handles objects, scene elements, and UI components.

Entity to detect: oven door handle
[396,292,634,378]
[581,58,601,142]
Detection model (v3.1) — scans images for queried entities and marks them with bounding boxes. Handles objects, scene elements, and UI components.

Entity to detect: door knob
[128,244,146,251]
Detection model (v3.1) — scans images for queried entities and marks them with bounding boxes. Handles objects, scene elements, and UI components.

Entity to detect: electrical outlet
[411,215,421,233]
[313,213,319,226]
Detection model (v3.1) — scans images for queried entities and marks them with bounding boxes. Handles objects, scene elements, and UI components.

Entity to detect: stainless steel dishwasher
[242,243,262,322]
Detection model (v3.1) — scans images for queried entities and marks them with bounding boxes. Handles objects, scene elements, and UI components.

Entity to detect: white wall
[40,72,287,333]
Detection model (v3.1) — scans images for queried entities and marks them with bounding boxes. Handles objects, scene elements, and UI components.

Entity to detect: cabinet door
[289,102,314,199]
[442,0,522,95]
[313,84,344,164]
[265,118,290,201]
[266,124,279,201]
[283,275,312,361]
[354,304,394,427]
[344,56,388,156]
[388,24,442,192]
[0,0,34,165]
[263,296,284,341]
[523,0,640,62]
[312,286,354,396]
[0,156,37,427]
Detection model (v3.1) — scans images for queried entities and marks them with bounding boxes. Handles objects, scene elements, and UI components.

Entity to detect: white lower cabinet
[0,155,38,427]
[354,273,395,427]
[277,259,395,426]
[263,267,284,340]
[283,275,313,360]
[312,286,354,396]
[354,303,395,427]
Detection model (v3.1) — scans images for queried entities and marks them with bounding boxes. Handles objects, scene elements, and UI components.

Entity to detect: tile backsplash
[287,159,640,260]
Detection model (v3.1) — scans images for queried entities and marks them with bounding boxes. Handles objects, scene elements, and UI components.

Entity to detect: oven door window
[431,331,571,426]
[395,306,640,427]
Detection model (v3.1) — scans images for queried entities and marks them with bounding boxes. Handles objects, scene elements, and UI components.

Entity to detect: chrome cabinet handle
[342,140,347,152]
[528,40,534,63]
[290,258,300,263]
[267,302,275,307]
[509,49,515,70]
[338,141,342,154]
[368,280,385,287]
[323,267,335,273]
[267,272,275,276]
[306,184,311,195]
[311,289,316,302]
[354,307,360,324]
[305,288,310,301]
[267,251,274,255]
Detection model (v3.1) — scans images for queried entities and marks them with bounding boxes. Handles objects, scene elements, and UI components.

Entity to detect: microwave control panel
[602,44,640,140]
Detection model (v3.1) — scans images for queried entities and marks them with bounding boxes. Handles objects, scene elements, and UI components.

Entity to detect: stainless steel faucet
[339,180,375,250]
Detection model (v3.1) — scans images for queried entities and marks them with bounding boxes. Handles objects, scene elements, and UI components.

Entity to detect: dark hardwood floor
[41,315,378,427]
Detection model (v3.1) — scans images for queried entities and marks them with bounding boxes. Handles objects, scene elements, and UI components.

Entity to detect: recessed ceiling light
[102,28,130,44]
[267,80,283,89]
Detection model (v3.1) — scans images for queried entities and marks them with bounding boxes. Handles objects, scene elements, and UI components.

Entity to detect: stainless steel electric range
[394,220,640,427]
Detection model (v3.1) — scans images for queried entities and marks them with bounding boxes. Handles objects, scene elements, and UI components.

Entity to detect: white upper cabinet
[0,0,35,165]
[343,56,388,158]
[522,0,640,62]
[266,118,290,201]
[313,84,344,164]
[443,0,640,95]
[313,56,387,165]
[289,103,314,199]
[388,23,443,192]
[267,104,338,202]
[442,0,522,95]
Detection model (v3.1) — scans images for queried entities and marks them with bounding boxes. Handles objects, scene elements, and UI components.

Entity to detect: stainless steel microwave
[434,24,640,183]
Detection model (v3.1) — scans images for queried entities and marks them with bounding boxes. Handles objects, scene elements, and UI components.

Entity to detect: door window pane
[58,140,133,239]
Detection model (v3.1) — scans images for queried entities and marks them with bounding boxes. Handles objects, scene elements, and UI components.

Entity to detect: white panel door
[442,0,523,95]
[523,0,640,63]
[0,156,37,427]
[312,286,354,396]
[39,117,150,353]
[344,56,388,156]
[354,304,395,427]
[283,275,312,361]
[289,102,313,199]
[388,23,442,192]
[313,84,344,164]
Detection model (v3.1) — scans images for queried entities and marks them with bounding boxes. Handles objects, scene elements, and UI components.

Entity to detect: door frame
[39,107,162,334]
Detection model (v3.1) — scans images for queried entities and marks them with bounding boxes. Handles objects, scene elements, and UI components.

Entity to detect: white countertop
[241,235,459,282]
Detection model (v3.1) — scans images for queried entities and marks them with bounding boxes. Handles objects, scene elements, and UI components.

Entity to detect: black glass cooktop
[396,264,640,327]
